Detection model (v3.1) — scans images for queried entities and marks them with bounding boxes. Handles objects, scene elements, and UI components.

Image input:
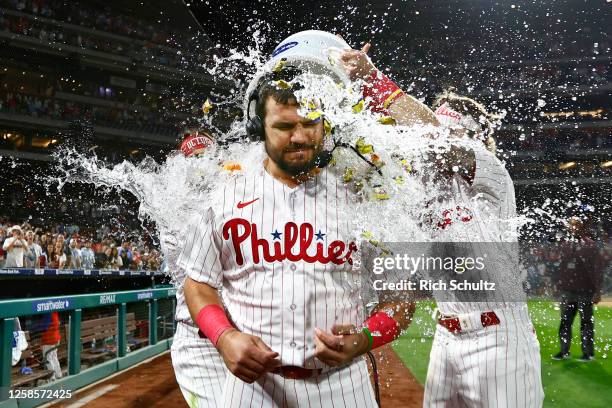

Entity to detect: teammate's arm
[372,299,416,331]
[340,43,439,126]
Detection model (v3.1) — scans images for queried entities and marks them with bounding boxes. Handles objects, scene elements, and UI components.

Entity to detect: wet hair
[253,68,304,121]
[434,88,502,153]
[255,83,299,121]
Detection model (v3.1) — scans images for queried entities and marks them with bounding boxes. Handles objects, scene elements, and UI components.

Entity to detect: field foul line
[43,350,171,407]
[65,384,119,408]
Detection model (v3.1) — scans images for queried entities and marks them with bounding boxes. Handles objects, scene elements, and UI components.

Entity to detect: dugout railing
[0,287,177,408]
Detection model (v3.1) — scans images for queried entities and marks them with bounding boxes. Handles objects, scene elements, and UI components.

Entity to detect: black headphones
[243,72,264,141]
[245,113,265,141]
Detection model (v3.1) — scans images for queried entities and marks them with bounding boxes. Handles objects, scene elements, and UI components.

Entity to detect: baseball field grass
[392,301,612,407]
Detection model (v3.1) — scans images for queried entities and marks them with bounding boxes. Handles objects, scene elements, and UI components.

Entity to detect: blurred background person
[39,312,63,381]
[49,241,66,269]
[553,217,604,362]
[0,226,7,268]
[67,237,82,269]
[109,246,123,270]
[95,244,109,268]
[24,230,42,268]
[3,225,28,268]
[117,240,132,270]
[80,239,96,269]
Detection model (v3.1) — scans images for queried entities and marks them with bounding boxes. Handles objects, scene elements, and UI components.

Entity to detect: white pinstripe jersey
[178,163,365,368]
[429,146,526,316]
[159,231,193,322]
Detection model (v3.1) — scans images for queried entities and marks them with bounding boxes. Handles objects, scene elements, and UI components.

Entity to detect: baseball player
[416,93,544,407]
[169,130,228,408]
[335,41,544,405]
[178,30,417,408]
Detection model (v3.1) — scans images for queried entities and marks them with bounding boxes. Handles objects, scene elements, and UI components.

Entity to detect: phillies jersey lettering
[437,206,474,229]
[222,218,358,266]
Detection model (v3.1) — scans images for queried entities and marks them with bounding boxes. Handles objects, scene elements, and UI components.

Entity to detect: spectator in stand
[67,238,81,269]
[80,239,95,269]
[131,249,142,270]
[49,241,66,269]
[109,246,122,270]
[148,249,161,271]
[43,243,55,268]
[117,240,132,270]
[34,234,47,267]
[95,244,109,269]
[39,312,62,381]
[24,230,42,268]
[140,250,149,271]
[0,226,6,268]
[2,225,28,268]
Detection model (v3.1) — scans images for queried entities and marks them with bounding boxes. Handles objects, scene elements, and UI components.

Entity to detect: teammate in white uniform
[336,45,543,407]
[420,93,544,407]
[178,31,420,408]
[180,84,378,408]
[169,131,227,408]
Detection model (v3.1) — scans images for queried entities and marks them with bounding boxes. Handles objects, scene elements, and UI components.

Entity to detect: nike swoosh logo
[237,198,259,209]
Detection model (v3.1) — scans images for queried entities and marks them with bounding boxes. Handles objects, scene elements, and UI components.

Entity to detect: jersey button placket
[289,191,296,218]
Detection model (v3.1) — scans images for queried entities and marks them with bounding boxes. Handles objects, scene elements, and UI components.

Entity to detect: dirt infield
[51,347,423,407]
[372,345,424,407]
[51,352,185,408]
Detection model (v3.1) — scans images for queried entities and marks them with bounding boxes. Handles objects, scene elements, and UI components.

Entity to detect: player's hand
[339,43,376,81]
[313,325,370,367]
[216,329,281,383]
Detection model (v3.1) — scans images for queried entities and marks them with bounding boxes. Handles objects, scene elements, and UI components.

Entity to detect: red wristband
[195,304,234,347]
[364,311,400,349]
[362,70,405,113]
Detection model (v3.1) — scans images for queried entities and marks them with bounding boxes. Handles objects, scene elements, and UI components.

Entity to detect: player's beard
[265,140,323,176]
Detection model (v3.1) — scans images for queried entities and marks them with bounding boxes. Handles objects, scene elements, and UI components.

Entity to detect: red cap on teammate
[180,131,215,157]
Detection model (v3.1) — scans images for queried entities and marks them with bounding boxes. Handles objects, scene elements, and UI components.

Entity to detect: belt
[438,311,500,333]
[273,366,322,380]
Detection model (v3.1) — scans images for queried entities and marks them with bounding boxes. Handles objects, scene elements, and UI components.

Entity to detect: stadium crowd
[0,217,164,271]
[399,60,611,103]
[498,127,612,152]
[386,28,610,68]
[1,0,185,47]
[0,2,211,71]
[0,91,177,136]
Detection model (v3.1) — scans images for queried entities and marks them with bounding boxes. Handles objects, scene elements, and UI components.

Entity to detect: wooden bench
[11,331,54,387]
[62,313,149,367]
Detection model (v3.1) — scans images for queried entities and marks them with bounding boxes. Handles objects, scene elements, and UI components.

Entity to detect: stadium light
[558,161,577,170]
[601,161,612,168]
